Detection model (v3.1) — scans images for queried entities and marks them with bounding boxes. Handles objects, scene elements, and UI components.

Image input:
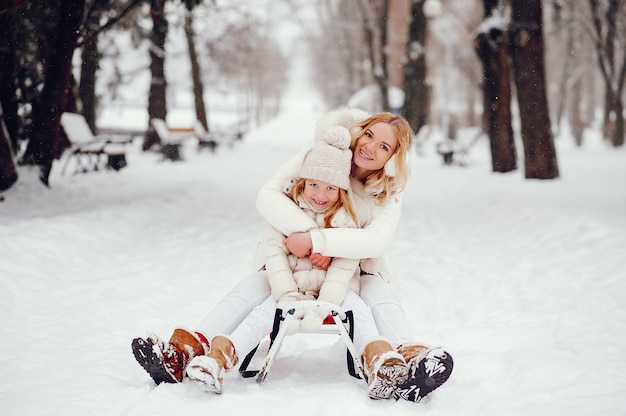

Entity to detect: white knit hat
[299,126,352,190]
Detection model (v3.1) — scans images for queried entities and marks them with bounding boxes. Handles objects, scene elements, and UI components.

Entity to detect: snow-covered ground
[2,92,626,415]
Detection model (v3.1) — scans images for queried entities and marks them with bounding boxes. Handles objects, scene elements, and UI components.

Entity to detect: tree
[0,102,18,191]
[143,0,168,151]
[475,0,516,172]
[509,0,559,179]
[587,0,625,147]
[77,0,144,132]
[306,0,369,108]
[357,0,391,112]
[402,0,430,135]
[0,1,19,190]
[80,3,103,132]
[23,0,86,186]
[184,10,208,130]
[0,0,20,154]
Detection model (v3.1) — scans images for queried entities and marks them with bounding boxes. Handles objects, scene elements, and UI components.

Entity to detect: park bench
[436,127,483,166]
[150,118,194,161]
[60,112,132,175]
[193,119,245,152]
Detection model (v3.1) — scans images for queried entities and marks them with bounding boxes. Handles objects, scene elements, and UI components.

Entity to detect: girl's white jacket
[263,195,362,306]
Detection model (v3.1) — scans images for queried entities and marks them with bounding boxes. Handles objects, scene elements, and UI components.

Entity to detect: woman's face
[352,122,398,173]
[302,179,340,212]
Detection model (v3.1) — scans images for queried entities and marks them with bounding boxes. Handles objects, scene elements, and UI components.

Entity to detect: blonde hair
[349,112,414,205]
[288,179,358,228]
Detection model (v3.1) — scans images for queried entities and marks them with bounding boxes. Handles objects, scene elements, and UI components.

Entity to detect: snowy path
[1,111,625,415]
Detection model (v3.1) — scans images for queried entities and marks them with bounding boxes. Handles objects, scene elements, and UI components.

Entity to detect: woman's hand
[309,253,332,270]
[283,232,313,258]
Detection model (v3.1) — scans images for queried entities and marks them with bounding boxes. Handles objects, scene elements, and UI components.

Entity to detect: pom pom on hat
[299,126,352,190]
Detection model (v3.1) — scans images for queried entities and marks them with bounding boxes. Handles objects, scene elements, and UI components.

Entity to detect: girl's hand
[309,253,332,270]
[283,232,313,258]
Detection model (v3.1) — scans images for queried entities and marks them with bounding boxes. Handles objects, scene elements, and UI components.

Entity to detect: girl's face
[352,122,398,173]
[302,179,340,212]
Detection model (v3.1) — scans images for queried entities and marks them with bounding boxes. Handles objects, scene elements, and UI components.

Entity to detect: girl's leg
[359,273,414,348]
[132,272,270,385]
[195,271,271,340]
[186,296,277,394]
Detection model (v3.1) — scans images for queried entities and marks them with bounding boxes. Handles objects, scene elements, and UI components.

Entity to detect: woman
[255,109,453,402]
[132,109,452,403]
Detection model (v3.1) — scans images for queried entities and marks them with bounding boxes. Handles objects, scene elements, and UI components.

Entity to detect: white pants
[228,289,380,357]
[359,273,414,346]
[194,271,413,349]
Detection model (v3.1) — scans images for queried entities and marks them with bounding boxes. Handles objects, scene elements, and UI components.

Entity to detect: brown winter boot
[362,339,408,400]
[397,344,430,367]
[186,335,239,394]
[131,328,209,384]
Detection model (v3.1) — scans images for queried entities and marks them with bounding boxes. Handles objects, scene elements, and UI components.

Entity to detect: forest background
[0,0,625,189]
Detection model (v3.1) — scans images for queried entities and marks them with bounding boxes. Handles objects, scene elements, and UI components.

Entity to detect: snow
[2,100,625,415]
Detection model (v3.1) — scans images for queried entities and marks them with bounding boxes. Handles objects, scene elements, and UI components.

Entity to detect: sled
[238,301,365,382]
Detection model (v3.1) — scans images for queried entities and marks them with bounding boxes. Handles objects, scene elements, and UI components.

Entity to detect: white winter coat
[262,193,367,306]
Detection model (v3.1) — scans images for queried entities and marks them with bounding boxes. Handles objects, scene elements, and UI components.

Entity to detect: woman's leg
[194,271,271,340]
[359,273,414,348]
[341,289,379,353]
[228,295,276,356]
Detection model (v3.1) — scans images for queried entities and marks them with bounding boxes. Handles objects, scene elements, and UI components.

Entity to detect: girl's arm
[317,257,360,306]
[255,146,319,236]
[263,227,299,300]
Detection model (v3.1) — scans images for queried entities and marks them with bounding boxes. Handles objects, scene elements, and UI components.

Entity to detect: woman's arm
[310,192,404,259]
[255,146,319,236]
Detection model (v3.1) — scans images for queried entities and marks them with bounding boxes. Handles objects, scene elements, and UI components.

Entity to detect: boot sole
[393,348,453,403]
[131,337,178,385]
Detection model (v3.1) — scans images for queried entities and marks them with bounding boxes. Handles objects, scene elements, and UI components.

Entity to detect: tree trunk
[475,0,516,173]
[184,12,208,130]
[570,77,586,147]
[376,0,390,112]
[588,0,625,147]
[509,0,559,179]
[609,90,625,147]
[26,0,85,185]
[0,102,18,191]
[402,0,429,135]
[358,0,390,112]
[0,9,20,153]
[79,6,102,133]
[143,0,168,151]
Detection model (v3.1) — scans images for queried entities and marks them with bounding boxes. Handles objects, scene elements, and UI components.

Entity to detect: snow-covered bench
[151,118,194,161]
[193,120,244,153]
[436,127,483,166]
[60,112,132,175]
